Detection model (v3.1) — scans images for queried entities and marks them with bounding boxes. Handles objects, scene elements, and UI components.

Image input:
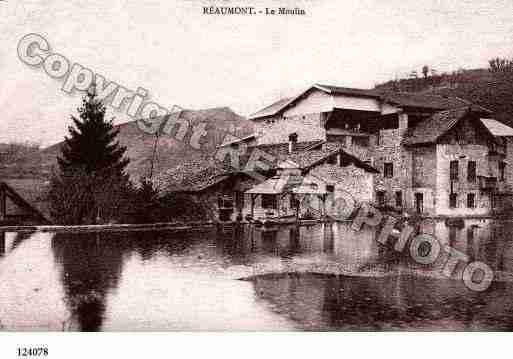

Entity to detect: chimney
[288,133,298,154]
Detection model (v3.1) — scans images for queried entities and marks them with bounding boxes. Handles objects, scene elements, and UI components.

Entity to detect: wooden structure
[0,182,50,225]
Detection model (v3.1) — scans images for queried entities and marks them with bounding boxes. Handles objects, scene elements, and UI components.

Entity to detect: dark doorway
[415,193,423,214]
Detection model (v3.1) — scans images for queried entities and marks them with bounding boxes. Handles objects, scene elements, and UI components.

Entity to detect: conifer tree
[49,85,130,224]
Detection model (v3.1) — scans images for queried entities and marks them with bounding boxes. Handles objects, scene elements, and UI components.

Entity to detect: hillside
[375,68,513,127]
[29,107,254,183]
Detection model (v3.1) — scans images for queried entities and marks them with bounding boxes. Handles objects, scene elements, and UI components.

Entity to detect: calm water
[1,219,513,331]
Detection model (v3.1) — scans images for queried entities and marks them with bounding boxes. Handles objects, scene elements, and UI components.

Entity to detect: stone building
[244,140,378,220]
[248,83,513,217]
[162,83,513,221]
[164,137,377,222]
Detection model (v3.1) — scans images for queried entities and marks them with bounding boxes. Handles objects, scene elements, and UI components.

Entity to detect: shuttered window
[450,160,459,181]
[467,161,476,182]
[384,163,393,178]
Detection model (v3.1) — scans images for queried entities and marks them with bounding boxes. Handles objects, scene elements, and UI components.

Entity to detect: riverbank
[0,218,336,233]
[0,221,217,233]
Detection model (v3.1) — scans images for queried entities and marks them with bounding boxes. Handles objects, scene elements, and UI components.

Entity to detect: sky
[1,0,513,146]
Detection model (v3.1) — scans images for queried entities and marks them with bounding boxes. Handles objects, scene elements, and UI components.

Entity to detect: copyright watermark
[351,203,494,292]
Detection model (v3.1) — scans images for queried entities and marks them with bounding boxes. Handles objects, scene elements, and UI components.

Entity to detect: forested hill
[374,68,513,127]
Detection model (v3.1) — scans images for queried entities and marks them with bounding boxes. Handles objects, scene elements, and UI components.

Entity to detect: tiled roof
[161,139,377,193]
[402,107,468,145]
[481,118,513,137]
[287,142,378,173]
[381,93,472,110]
[402,106,494,146]
[285,142,343,169]
[156,158,227,193]
[252,140,324,158]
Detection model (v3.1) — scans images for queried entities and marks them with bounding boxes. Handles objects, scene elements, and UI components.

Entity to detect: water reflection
[0,232,5,257]
[51,232,126,331]
[247,273,513,330]
[0,218,513,331]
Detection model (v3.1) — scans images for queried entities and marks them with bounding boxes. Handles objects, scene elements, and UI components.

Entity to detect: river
[1,219,513,331]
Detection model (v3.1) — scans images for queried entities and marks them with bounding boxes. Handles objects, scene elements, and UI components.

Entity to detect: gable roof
[217,133,257,148]
[314,84,381,98]
[481,118,513,137]
[284,142,378,173]
[253,140,324,158]
[249,97,295,120]
[249,84,380,120]
[250,83,493,121]
[382,93,466,110]
[382,93,492,112]
[161,139,377,194]
[402,106,495,146]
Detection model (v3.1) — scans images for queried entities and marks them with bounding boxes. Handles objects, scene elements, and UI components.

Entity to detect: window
[339,155,350,167]
[489,141,497,153]
[217,194,234,208]
[450,160,459,181]
[395,191,402,207]
[492,195,502,209]
[327,155,337,165]
[500,161,506,181]
[262,194,277,209]
[449,193,457,208]
[467,193,475,208]
[384,163,393,178]
[376,191,386,207]
[415,193,423,214]
[326,185,335,193]
[467,161,476,182]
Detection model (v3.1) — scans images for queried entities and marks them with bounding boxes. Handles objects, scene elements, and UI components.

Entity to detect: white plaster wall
[332,94,381,112]
[283,89,333,117]
[381,102,401,115]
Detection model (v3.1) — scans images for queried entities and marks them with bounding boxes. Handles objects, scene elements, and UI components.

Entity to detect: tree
[49,85,131,224]
[422,65,429,79]
[489,57,513,73]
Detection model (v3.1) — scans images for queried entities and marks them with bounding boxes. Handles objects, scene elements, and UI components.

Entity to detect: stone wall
[505,138,513,189]
[370,128,410,209]
[309,163,374,205]
[435,143,492,216]
[254,113,326,144]
[412,146,437,188]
